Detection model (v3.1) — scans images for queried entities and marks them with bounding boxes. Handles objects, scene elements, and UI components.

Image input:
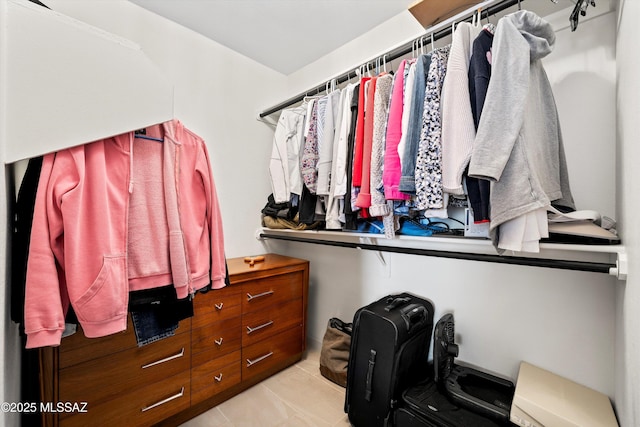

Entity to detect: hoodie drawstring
[129,136,134,194]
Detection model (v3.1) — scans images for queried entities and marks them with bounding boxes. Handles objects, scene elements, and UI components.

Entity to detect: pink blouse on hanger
[383,60,410,201]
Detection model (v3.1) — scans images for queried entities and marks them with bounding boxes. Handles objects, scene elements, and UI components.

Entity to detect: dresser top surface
[227,253,308,278]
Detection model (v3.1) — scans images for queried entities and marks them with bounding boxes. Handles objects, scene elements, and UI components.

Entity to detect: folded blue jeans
[129,285,193,347]
[130,310,178,347]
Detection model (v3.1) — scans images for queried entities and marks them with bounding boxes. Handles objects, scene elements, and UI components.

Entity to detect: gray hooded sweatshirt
[468,10,575,246]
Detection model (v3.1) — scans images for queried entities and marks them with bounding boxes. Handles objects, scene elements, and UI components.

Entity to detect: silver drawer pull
[214,302,224,310]
[214,337,224,346]
[246,320,274,335]
[246,290,274,301]
[246,351,273,367]
[141,387,184,412]
[214,373,223,382]
[141,348,185,369]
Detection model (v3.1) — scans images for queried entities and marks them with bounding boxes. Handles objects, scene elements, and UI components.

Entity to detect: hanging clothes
[24,119,226,348]
[343,84,361,230]
[315,89,343,223]
[468,10,575,250]
[317,89,343,196]
[300,97,326,194]
[396,60,416,183]
[497,208,549,252]
[440,22,482,197]
[297,184,319,225]
[11,156,46,427]
[415,45,451,215]
[467,23,495,224]
[382,59,411,201]
[399,54,432,194]
[381,60,413,238]
[368,73,394,217]
[326,83,358,230]
[469,24,495,128]
[11,156,43,328]
[321,87,347,228]
[351,77,372,189]
[268,105,307,203]
[354,76,379,211]
[332,84,358,202]
[299,100,321,223]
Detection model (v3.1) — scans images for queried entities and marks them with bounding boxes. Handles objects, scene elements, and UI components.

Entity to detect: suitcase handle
[384,296,411,312]
[400,304,428,334]
[364,349,377,402]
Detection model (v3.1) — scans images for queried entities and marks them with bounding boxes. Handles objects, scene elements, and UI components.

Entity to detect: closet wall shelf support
[256,228,627,280]
[610,249,628,280]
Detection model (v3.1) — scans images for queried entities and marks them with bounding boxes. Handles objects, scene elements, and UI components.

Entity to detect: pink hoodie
[24,119,226,348]
[383,60,410,200]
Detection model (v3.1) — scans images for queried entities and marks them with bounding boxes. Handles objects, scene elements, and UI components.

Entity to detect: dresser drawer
[192,286,242,329]
[242,326,303,382]
[60,370,190,427]
[242,298,303,347]
[60,332,190,405]
[59,316,191,369]
[192,316,242,358]
[191,350,242,405]
[241,271,303,314]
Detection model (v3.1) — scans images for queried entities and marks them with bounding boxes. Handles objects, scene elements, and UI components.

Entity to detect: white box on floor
[510,362,618,427]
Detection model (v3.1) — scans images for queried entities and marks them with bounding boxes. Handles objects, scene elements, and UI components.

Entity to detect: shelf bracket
[609,249,628,280]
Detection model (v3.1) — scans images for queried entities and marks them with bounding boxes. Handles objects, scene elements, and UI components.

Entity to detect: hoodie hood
[507,10,555,61]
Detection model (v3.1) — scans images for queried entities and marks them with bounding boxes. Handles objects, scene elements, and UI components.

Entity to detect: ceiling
[128,0,587,76]
[129,0,415,75]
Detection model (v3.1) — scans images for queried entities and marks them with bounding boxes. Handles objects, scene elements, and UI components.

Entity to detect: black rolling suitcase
[395,379,507,427]
[345,293,434,427]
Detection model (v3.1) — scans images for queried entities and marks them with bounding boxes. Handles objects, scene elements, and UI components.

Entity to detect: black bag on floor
[395,379,507,427]
[433,314,515,424]
[345,293,434,427]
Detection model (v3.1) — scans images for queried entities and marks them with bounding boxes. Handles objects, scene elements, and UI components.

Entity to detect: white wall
[45,0,286,259]
[2,1,285,425]
[544,8,617,218]
[260,1,621,405]
[282,11,424,107]
[4,0,174,163]
[616,1,640,425]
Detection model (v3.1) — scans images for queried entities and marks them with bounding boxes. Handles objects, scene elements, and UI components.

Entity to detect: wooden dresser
[39,254,309,427]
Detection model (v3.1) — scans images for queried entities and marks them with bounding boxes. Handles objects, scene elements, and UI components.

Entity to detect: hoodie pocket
[73,255,127,324]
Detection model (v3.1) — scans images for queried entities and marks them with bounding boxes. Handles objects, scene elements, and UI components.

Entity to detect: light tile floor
[180,348,351,427]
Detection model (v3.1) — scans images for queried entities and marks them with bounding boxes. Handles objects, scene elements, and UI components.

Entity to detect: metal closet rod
[258,0,521,118]
[259,233,616,274]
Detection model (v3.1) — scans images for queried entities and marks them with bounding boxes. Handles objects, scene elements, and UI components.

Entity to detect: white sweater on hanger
[316,89,342,196]
[441,22,482,196]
